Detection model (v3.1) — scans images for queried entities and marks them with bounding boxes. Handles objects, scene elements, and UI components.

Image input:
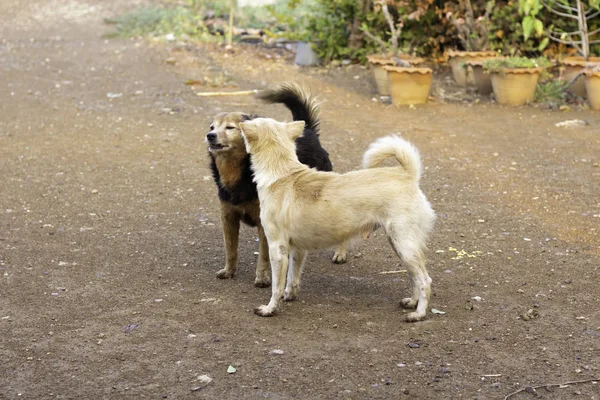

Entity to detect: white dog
[240,118,436,321]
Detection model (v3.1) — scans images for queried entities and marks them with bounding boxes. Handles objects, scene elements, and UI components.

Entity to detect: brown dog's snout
[206,132,217,143]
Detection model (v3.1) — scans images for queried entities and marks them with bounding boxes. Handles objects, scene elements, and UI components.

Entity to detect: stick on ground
[504,378,598,400]
[195,90,258,97]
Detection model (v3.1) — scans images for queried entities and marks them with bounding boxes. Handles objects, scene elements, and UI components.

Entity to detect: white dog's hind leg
[284,249,307,301]
[331,242,348,264]
[401,252,431,322]
[387,228,431,322]
[255,242,289,317]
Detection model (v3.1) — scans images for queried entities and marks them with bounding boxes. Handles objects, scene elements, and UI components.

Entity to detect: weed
[535,80,569,105]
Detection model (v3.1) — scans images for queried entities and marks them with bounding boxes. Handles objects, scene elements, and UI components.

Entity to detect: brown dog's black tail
[256,82,320,134]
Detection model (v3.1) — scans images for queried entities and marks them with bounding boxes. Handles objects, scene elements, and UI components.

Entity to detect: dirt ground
[1,1,599,399]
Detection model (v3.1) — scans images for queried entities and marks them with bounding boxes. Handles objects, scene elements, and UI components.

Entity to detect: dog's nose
[206,132,217,142]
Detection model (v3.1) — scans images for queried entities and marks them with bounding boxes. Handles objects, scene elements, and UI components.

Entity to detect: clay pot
[490,68,542,106]
[466,61,493,95]
[583,69,600,110]
[447,50,497,86]
[383,66,433,105]
[367,54,426,96]
[563,57,600,98]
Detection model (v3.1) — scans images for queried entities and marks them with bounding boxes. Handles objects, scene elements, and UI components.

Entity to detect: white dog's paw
[283,289,297,302]
[405,311,426,322]
[400,297,418,309]
[254,304,277,317]
[216,268,234,279]
[331,250,347,264]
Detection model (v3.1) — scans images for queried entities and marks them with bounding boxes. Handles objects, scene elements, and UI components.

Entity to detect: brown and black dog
[206,82,347,287]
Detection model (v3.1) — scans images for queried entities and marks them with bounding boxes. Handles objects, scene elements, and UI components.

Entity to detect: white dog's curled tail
[362,135,422,182]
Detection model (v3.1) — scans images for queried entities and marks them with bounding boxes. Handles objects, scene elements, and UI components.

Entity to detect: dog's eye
[210,125,214,130]
[225,126,236,130]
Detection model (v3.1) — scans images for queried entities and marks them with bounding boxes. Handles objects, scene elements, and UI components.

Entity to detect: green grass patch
[103,5,212,40]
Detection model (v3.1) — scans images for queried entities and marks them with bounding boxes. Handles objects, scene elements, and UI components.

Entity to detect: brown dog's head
[206,112,255,154]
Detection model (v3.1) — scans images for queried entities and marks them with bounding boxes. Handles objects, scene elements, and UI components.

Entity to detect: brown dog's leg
[216,202,240,279]
[254,224,271,287]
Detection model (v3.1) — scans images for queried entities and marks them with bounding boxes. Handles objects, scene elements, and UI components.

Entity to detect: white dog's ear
[286,121,305,141]
[239,121,257,142]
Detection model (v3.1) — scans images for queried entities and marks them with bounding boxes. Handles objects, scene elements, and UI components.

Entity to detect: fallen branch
[504,378,598,400]
[195,90,258,97]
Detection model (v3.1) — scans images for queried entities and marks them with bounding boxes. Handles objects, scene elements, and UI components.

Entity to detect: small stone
[269,349,284,355]
[91,189,99,194]
[197,374,212,384]
[408,342,420,348]
[227,365,236,374]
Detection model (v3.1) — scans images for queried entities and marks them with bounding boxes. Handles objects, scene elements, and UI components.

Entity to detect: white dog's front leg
[255,243,289,317]
[284,249,307,301]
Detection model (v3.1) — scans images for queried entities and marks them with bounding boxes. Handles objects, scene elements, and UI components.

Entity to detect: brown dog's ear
[286,121,305,141]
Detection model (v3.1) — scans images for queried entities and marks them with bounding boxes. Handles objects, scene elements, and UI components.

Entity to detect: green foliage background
[105,0,600,63]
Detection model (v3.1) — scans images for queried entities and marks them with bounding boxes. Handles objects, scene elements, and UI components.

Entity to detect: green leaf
[522,16,534,40]
[534,18,544,37]
[538,37,550,51]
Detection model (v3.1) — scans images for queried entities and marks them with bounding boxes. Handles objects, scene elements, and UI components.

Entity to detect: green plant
[518,0,550,50]
[483,56,551,71]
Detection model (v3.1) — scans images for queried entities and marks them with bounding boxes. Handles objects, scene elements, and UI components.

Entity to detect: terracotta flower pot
[367,54,425,96]
[466,61,493,95]
[383,66,433,105]
[490,68,542,106]
[563,56,600,98]
[447,50,497,86]
[583,69,600,110]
